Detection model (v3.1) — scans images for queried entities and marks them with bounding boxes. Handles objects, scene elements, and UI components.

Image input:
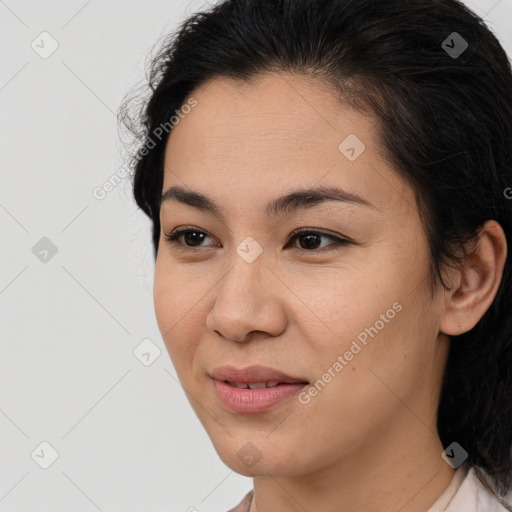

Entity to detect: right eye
[163,227,217,249]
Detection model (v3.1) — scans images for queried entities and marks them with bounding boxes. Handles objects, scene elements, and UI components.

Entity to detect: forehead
[167,73,374,153]
[162,73,413,216]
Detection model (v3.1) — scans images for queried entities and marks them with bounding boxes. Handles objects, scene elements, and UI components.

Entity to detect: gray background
[1,1,511,511]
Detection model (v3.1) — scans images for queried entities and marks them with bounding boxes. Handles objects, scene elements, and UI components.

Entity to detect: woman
[119,0,512,510]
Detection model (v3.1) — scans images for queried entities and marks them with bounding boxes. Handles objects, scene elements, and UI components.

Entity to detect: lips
[210,364,309,385]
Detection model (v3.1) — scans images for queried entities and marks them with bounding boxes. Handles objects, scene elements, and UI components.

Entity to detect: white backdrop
[1,1,511,511]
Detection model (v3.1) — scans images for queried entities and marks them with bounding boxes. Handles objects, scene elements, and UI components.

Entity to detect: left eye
[163,227,351,252]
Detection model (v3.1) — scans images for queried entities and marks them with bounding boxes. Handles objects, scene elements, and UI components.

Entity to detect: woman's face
[154,73,451,478]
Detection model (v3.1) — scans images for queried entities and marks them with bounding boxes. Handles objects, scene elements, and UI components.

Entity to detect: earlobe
[439,220,507,337]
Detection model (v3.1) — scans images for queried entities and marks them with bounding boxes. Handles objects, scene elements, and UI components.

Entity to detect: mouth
[210,364,309,386]
[209,365,310,414]
[222,380,308,389]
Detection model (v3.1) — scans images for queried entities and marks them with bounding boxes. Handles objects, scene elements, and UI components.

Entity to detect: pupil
[185,231,203,246]
[301,233,320,250]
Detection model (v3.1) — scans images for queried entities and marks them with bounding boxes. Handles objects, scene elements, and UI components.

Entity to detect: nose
[205,257,288,343]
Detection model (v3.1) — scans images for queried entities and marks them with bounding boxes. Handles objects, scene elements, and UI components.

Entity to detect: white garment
[426,463,511,512]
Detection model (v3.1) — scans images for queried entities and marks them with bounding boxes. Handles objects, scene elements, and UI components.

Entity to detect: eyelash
[163,226,352,252]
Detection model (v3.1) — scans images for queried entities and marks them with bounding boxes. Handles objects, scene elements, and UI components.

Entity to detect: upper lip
[210,365,309,384]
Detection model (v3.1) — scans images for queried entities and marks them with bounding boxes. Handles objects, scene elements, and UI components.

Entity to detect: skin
[153,72,507,512]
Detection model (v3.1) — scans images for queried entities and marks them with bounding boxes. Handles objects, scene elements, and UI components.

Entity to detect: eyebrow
[159,185,379,219]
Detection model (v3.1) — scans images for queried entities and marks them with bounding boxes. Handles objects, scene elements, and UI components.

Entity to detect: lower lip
[212,379,308,414]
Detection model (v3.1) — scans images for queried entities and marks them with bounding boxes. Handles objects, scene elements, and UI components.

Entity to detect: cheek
[287,266,400,352]
[292,260,427,397]
[153,256,198,329]
[153,266,177,336]
[316,292,433,418]
[153,261,201,365]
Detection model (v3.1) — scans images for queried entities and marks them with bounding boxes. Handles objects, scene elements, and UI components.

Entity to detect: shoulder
[226,489,254,512]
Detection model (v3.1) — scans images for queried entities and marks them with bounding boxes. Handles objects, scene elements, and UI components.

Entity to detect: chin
[210,433,307,478]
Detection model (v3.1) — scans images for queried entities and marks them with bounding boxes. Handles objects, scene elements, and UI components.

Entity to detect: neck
[249,422,455,512]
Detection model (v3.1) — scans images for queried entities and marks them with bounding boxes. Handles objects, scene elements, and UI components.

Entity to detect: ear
[439,220,507,336]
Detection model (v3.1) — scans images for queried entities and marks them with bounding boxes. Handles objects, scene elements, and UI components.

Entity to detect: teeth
[227,381,282,389]
[248,382,267,389]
